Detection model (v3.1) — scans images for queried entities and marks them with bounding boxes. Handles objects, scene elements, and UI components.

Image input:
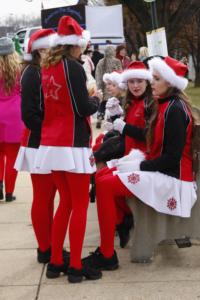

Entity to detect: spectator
[116,44,131,70]
[82,48,97,95]
[91,44,104,78]
[138,46,149,62]
[95,45,122,128]
[0,37,24,202]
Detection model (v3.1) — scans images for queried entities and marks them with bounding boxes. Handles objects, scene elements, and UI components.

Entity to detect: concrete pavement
[0,123,200,300]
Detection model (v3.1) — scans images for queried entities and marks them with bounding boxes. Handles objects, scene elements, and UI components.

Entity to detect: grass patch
[186,82,200,108]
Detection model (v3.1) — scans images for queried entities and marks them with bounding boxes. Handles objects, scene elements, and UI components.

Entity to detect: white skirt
[116,170,197,218]
[14,147,51,174]
[34,146,96,174]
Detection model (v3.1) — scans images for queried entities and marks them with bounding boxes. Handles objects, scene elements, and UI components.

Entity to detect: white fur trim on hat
[121,69,152,83]
[23,53,33,61]
[31,35,52,51]
[148,57,188,91]
[103,72,126,90]
[51,30,90,48]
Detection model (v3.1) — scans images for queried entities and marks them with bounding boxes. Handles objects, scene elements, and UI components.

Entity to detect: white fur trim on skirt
[34,146,96,174]
[14,147,51,174]
[116,170,197,218]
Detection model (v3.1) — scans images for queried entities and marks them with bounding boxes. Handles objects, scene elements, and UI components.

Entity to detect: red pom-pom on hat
[51,15,90,48]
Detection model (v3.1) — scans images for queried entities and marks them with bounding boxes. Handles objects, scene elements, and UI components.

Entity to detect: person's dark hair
[146,87,197,151]
[124,81,152,114]
[21,50,41,71]
[83,48,93,55]
[116,44,126,56]
[94,44,99,51]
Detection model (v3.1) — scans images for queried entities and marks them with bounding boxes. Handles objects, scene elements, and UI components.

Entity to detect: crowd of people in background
[0,14,197,285]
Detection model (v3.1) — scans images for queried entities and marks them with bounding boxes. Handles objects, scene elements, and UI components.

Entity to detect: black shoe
[37,248,70,264]
[175,237,192,248]
[82,247,119,271]
[67,265,102,283]
[5,193,16,202]
[37,248,51,264]
[0,182,3,200]
[46,260,69,278]
[116,214,134,248]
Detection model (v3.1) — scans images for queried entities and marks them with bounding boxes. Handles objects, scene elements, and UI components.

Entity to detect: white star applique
[45,76,62,100]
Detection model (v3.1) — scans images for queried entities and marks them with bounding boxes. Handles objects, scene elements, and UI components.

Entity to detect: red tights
[95,167,132,258]
[0,143,20,194]
[51,171,90,269]
[31,174,56,252]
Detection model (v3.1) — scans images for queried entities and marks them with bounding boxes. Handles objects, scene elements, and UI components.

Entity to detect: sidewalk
[0,124,200,300]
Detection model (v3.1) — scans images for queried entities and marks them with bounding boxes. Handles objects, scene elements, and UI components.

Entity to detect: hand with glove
[118,149,146,163]
[106,97,120,108]
[105,97,123,118]
[113,118,126,134]
[116,160,141,173]
[103,121,114,132]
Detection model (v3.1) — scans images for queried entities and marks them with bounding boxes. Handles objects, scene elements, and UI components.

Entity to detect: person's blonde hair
[41,45,74,68]
[0,51,21,95]
[138,46,149,60]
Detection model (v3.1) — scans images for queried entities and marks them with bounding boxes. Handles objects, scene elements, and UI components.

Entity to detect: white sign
[146,27,168,57]
[42,0,79,9]
[86,5,124,44]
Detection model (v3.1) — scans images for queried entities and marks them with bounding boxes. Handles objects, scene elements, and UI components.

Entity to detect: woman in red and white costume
[93,62,153,249]
[35,16,102,283]
[83,56,197,271]
[14,28,61,264]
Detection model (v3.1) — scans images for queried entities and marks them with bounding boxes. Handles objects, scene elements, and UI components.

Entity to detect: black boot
[82,247,119,271]
[46,259,69,278]
[0,182,3,200]
[5,193,16,202]
[37,248,51,264]
[67,265,102,283]
[116,214,134,248]
[37,248,70,264]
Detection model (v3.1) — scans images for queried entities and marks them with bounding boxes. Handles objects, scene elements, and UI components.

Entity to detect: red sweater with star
[40,58,99,148]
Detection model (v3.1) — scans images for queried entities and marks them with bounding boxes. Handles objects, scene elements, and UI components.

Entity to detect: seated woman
[83,56,197,271]
[92,61,154,249]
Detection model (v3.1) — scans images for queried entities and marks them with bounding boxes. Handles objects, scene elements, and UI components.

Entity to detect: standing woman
[14,29,61,263]
[95,45,122,128]
[83,56,197,270]
[36,16,102,283]
[0,37,24,202]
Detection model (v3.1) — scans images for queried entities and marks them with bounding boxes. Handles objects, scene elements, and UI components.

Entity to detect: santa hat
[51,16,90,48]
[119,61,152,89]
[148,56,188,91]
[24,28,55,61]
[103,71,126,89]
